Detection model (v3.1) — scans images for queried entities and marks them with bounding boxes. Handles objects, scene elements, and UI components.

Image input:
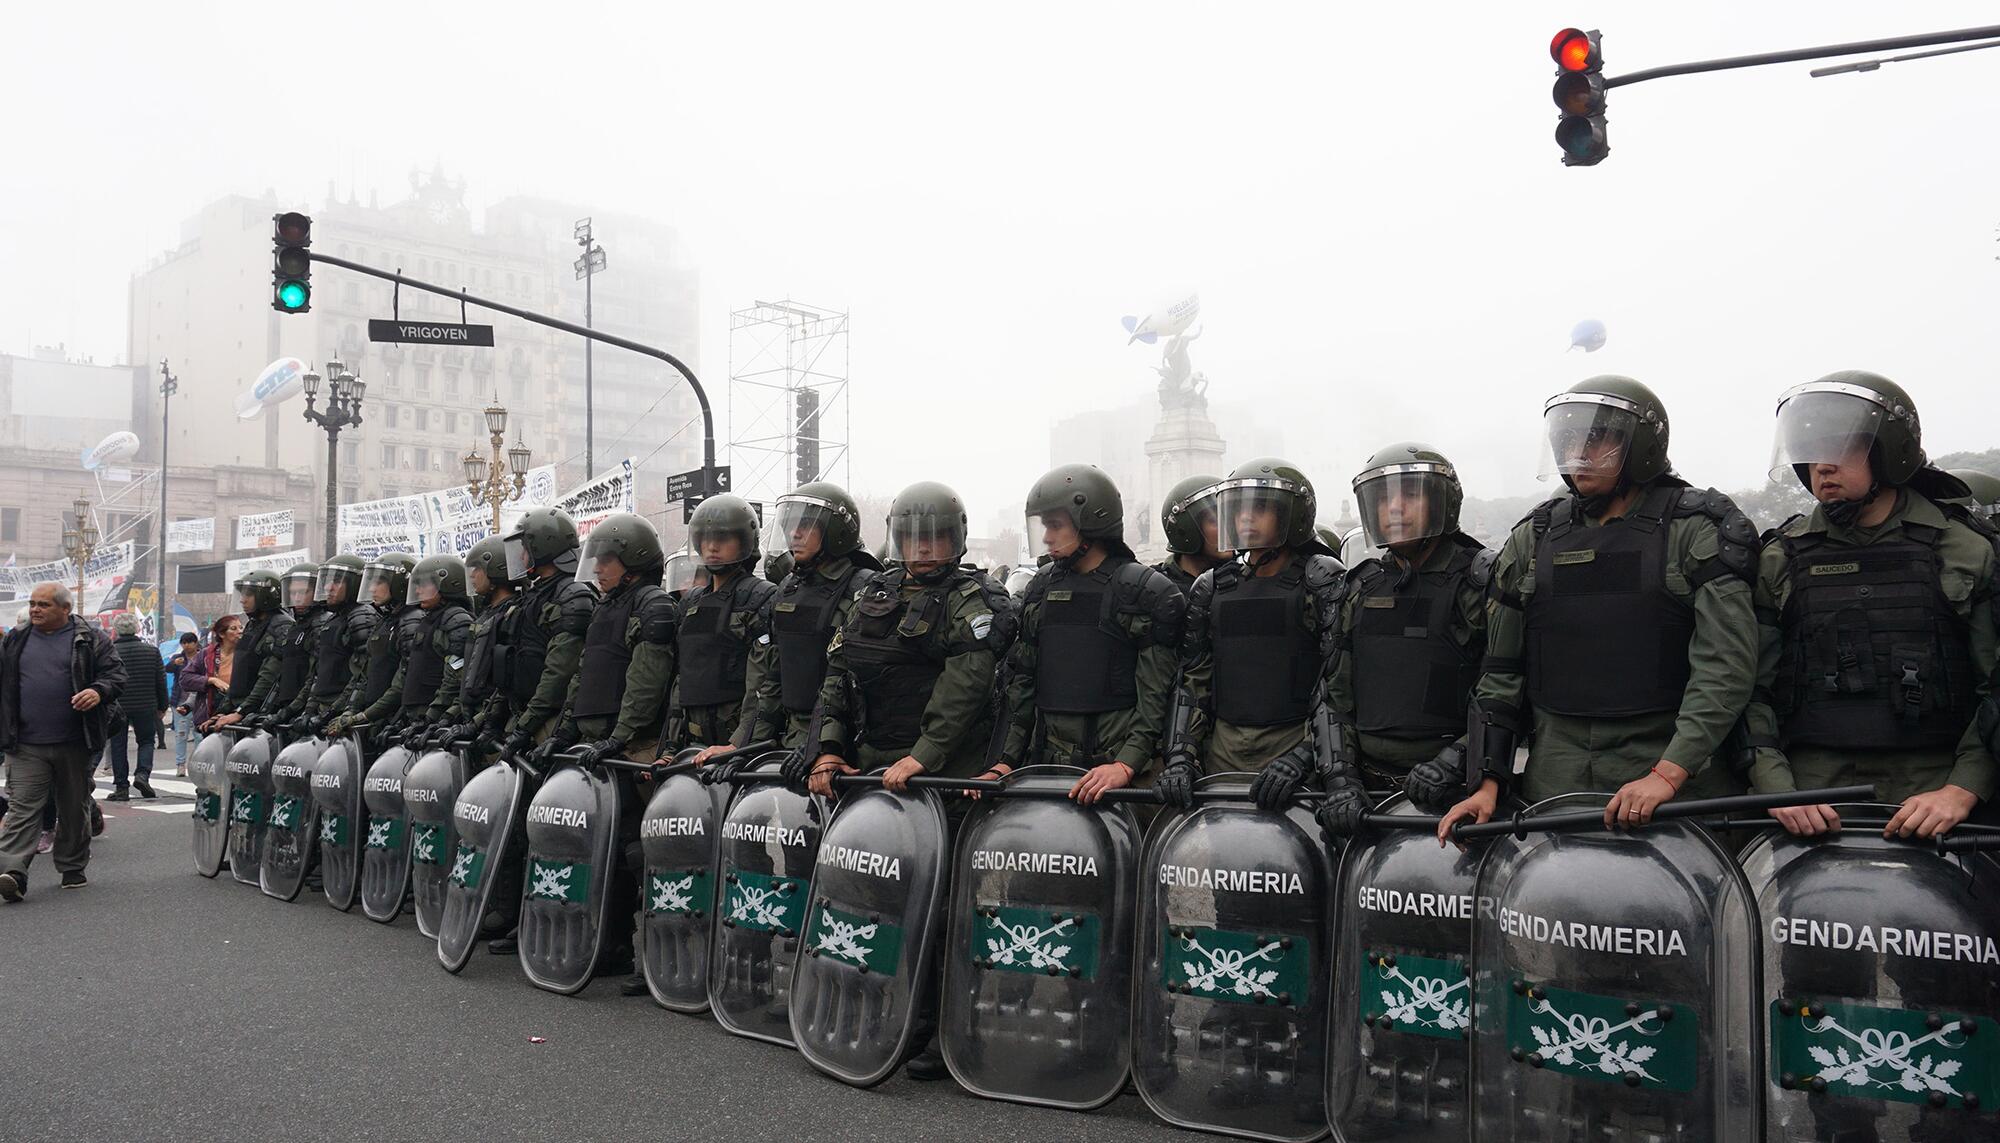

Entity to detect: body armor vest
[400,604,463,709]
[310,607,349,698]
[360,606,404,708]
[772,567,860,714]
[839,570,952,751]
[1035,560,1143,715]
[571,583,653,721]
[274,610,311,707]
[461,597,512,712]
[1155,558,1200,598]
[233,613,277,711]
[677,578,752,708]
[1524,483,1695,718]
[506,575,567,704]
[1774,521,1975,750]
[1350,545,1483,739]
[1211,564,1318,727]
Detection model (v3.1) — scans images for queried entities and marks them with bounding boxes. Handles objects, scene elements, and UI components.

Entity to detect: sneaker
[134,778,157,799]
[36,830,54,855]
[0,871,22,902]
[60,870,87,889]
[106,788,131,802]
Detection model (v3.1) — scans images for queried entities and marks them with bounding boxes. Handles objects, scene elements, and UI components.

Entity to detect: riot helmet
[1539,375,1671,486]
[1946,468,2000,519]
[359,552,416,609]
[1338,525,1372,568]
[576,512,664,589]
[406,554,468,608]
[1353,441,1463,549]
[501,507,579,580]
[688,494,761,572]
[281,562,320,611]
[463,536,511,598]
[772,481,863,568]
[1025,463,1127,564]
[1161,473,1224,556]
[234,569,282,616]
[1214,457,1318,553]
[886,480,968,569]
[1005,565,1035,598]
[315,553,364,607]
[1769,371,1925,491]
[663,550,698,596]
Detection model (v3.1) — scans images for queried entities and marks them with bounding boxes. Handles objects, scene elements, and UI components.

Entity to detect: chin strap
[1821,482,1881,528]
[1053,540,1092,571]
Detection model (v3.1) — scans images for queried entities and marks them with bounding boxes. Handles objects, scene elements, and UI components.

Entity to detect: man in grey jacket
[0,583,126,900]
[104,611,168,801]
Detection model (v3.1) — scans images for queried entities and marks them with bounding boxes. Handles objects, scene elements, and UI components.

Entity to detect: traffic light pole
[1605,22,2000,89]
[304,251,719,486]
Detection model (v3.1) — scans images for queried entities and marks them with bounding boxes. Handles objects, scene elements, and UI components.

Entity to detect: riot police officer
[207,570,293,730]
[1439,377,1760,840]
[1327,444,1492,812]
[672,495,776,751]
[556,514,679,765]
[497,508,596,757]
[291,555,376,735]
[428,537,520,755]
[736,482,881,756]
[262,563,323,727]
[324,553,418,738]
[1157,458,1363,823]
[1747,372,1999,838]
[996,465,1184,804]
[1946,467,2000,525]
[355,555,471,743]
[1154,473,1228,595]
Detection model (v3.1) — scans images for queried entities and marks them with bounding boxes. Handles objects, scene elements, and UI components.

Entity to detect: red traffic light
[1551,27,1599,73]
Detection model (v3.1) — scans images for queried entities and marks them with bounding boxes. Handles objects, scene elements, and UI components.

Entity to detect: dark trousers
[104,721,156,787]
[1,742,94,882]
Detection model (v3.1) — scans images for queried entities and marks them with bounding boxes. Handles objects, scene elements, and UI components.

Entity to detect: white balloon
[235,357,308,420]
[1569,318,1607,353]
[81,430,140,471]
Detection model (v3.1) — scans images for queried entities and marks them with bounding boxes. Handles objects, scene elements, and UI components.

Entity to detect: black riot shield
[403,747,467,940]
[223,731,274,886]
[940,765,1140,1110]
[436,756,530,974]
[517,763,622,995]
[309,735,367,911]
[1742,804,2000,1140]
[188,731,232,878]
[1133,773,1336,1142]
[259,736,324,902]
[637,766,727,1012]
[790,778,952,1088]
[708,754,829,1047]
[1330,793,1489,1142]
[1470,792,1759,1143]
[358,744,415,923]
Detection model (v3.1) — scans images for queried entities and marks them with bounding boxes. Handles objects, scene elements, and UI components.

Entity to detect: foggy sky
[4,2,1998,529]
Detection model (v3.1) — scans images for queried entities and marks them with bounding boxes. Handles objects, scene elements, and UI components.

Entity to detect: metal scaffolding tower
[726,300,850,511]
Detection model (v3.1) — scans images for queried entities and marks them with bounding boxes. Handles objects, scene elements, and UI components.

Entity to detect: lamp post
[156,360,177,641]
[574,217,606,479]
[463,401,531,533]
[62,496,99,615]
[301,358,366,557]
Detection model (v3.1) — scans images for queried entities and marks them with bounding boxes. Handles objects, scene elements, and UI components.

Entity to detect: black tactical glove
[471,730,501,756]
[780,746,816,792]
[436,722,473,749]
[574,738,623,766]
[401,722,433,751]
[287,713,317,738]
[1314,783,1367,844]
[1155,757,1198,809]
[1404,742,1468,812]
[501,730,534,759]
[1249,747,1310,811]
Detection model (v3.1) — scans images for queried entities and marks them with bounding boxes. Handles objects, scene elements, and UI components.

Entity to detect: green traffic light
[278,280,309,310]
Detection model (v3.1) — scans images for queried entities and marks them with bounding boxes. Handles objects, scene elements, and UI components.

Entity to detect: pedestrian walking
[103,613,167,800]
[167,631,199,776]
[0,583,127,901]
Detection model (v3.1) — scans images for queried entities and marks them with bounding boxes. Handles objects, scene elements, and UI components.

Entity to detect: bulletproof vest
[677,576,754,708]
[1154,558,1200,598]
[273,610,310,706]
[311,606,349,698]
[1034,560,1143,715]
[1210,562,1318,727]
[1350,545,1483,739]
[772,565,863,714]
[838,568,953,751]
[1773,519,1976,750]
[571,582,649,721]
[360,605,403,708]
[460,596,512,712]
[399,604,464,709]
[1524,483,1695,718]
[234,612,277,709]
[507,574,572,704]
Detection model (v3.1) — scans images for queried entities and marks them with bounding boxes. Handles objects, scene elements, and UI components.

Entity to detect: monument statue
[1124,291,1226,560]
[1122,292,1208,413]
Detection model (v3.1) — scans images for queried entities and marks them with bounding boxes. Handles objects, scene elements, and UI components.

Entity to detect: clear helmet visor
[1356,470,1452,548]
[1539,402,1638,482]
[315,567,352,605]
[284,573,318,608]
[1027,506,1084,557]
[359,567,398,606]
[1768,389,1885,484]
[690,523,752,570]
[502,536,531,581]
[405,575,442,607]
[575,533,627,589]
[889,513,966,565]
[772,499,832,561]
[1216,484,1298,553]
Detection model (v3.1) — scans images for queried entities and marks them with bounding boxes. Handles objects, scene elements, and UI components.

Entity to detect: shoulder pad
[634,585,679,643]
[1942,499,2000,539]
[554,578,596,605]
[443,605,473,632]
[555,586,595,636]
[1132,564,1185,648]
[1467,547,1498,590]
[268,611,296,635]
[740,575,779,608]
[1679,488,1759,585]
[1348,556,1390,591]
[1302,553,1347,596]
[1022,565,1055,607]
[957,573,1018,652]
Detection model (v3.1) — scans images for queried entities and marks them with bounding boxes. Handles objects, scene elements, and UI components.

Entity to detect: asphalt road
[6,779,1203,1143]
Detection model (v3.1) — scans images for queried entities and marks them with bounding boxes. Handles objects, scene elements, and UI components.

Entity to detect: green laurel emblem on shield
[722,869,804,933]
[1771,999,1996,1109]
[527,858,590,904]
[806,901,903,976]
[1163,925,1309,1005]
[976,905,1100,980]
[646,867,713,916]
[447,843,485,889]
[409,822,444,866]
[1506,980,1697,1092]
[1361,951,1470,1039]
[265,795,301,831]
[195,791,222,822]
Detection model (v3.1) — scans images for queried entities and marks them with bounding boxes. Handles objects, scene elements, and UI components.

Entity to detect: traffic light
[271,211,312,313]
[794,387,821,486]
[1551,28,1608,166]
